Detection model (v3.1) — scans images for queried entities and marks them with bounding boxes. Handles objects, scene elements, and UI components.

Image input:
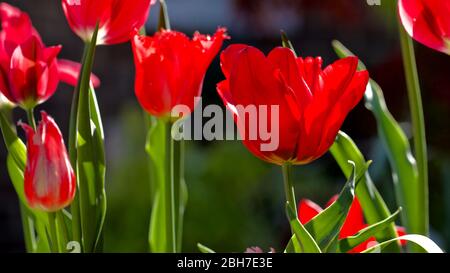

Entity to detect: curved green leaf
[362,235,443,253]
[333,39,424,239]
[365,81,422,236]
[197,243,216,254]
[330,132,401,252]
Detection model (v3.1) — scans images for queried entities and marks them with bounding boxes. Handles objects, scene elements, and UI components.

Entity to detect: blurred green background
[1,0,450,252]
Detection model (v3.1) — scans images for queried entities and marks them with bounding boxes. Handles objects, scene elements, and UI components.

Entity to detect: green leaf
[332,40,367,71]
[304,161,364,252]
[330,131,401,253]
[365,81,422,235]
[197,243,216,253]
[338,208,402,253]
[75,26,106,253]
[362,235,443,253]
[0,111,26,170]
[280,31,297,57]
[285,203,321,253]
[333,39,424,239]
[7,155,50,252]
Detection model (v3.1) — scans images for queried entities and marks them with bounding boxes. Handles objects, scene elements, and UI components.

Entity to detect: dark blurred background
[1,0,450,253]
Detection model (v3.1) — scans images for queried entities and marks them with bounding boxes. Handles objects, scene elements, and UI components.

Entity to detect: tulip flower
[298,196,406,253]
[217,45,369,165]
[0,3,99,109]
[62,0,155,45]
[132,28,228,117]
[398,0,450,54]
[20,112,76,212]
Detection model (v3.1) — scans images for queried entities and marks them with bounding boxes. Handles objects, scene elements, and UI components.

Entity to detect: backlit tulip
[20,112,76,212]
[398,0,450,54]
[62,0,155,45]
[132,28,228,117]
[298,196,406,253]
[0,3,99,109]
[217,45,369,165]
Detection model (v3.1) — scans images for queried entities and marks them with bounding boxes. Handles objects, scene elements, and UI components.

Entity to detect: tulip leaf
[332,40,424,242]
[285,203,321,253]
[338,208,402,253]
[365,81,422,235]
[332,40,367,71]
[197,243,216,254]
[330,132,401,252]
[362,235,443,253]
[75,26,106,253]
[0,110,26,170]
[303,161,363,252]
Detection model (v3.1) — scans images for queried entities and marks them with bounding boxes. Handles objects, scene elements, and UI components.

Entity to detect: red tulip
[0,3,100,109]
[62,0,155,45]
[132,28,228,117]
[298,196,406,253]
[398,0,450,54]
[20,112,76,212]
[217,45,369,165]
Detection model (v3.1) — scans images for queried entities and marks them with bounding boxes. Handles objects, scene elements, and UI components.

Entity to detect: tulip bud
[20,111,76,212]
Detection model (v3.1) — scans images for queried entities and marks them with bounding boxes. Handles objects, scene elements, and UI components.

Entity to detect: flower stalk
[398,17,429,237]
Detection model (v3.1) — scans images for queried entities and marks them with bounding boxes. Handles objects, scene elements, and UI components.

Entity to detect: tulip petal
[398,0,450,54]
[298,199,323,224]
[57,59,100,88]
[62,0,152,45]
[267,47,312,108]
[228,46,301,163]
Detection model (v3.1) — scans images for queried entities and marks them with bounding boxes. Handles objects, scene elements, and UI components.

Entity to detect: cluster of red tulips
[0,0,447,253]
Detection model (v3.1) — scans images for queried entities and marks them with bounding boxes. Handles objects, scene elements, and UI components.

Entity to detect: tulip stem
[173,130,184,252]
[282,163,297,215]
[48,212,59,253]
[26,108,36,131]
[164,120,176,253]
[398,21,429,238]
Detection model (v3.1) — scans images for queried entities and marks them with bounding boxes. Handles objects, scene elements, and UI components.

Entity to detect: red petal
[398,0,450,54]
[220,44,249,79]
[298,199,323,224]
[62,0,152,45]
[340,197,366,238]
[227,46,301,164]
[57,59,100,88]
[396,226,408,246]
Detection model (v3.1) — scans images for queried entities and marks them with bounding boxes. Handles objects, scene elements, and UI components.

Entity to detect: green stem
[26,108,36,131]
[173,136,184,252]
[19,204,35,252]
[282,163,297,215]
[56,211,69,252]
[47,212,59,253]
[158,0,171,31]
[164,120,176,252]
[398,20,429,237]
